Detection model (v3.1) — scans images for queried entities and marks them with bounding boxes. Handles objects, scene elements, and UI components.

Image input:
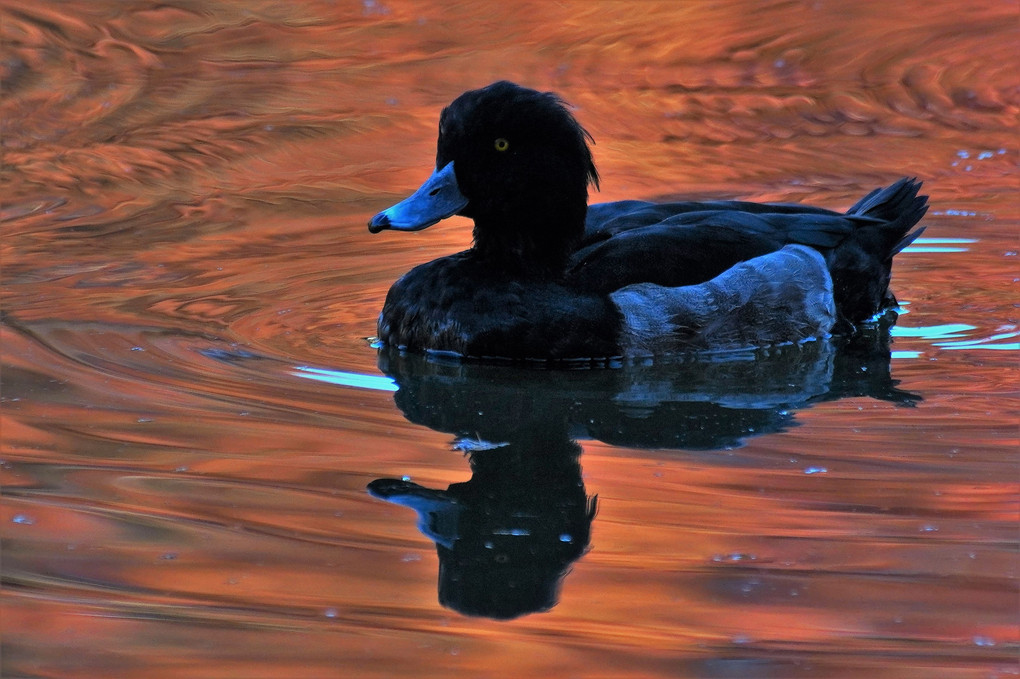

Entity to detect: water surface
[2,1,1017,677]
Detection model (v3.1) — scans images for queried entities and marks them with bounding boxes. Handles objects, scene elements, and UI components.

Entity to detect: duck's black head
[370,81,599,273]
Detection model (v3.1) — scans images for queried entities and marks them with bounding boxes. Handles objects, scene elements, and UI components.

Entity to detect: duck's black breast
[378,251,622,360]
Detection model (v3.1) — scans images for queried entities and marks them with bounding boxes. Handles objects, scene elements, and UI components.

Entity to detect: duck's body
[379,251,622,359]
[370,81,927,361]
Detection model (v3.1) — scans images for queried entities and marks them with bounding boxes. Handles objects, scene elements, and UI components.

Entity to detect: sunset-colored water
[2,1,1017,677]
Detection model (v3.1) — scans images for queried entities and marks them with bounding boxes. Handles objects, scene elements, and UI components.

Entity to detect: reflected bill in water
[368,317,919,619]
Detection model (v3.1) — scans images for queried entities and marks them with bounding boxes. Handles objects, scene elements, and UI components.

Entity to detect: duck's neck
[471,202,587,277]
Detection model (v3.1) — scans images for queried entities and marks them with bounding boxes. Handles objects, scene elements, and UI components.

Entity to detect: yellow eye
[494,138,510,152]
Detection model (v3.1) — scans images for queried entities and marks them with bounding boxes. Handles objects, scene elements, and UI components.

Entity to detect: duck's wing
[583,200,844,243]
[568,209,865,294]
[575,178,928,326]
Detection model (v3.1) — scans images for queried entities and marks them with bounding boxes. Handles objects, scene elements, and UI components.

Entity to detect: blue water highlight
[291,366,399,391]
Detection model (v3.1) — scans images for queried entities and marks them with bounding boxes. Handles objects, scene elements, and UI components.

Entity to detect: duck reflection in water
[367,321,919,620]
[369,431,595,620]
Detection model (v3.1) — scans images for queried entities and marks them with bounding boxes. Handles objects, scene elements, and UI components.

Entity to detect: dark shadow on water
[368,319,919,619]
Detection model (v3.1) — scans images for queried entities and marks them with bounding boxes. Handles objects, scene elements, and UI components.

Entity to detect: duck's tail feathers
[889,224,926,258]
[829,178,928,328]
[847,177,929,260]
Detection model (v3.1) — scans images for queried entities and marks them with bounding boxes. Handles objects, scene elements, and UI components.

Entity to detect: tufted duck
[369,81,927,361]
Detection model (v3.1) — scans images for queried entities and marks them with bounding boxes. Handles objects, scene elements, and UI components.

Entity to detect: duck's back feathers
[570,178,928,326]
[569,217,784,293]
[584,199,843,240]
[569,208,857,294]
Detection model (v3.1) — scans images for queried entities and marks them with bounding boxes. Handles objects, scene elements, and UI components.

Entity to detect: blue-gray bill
[368,162,468,233]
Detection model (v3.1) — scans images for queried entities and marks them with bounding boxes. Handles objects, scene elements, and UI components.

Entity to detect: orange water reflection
[2,0,1017,677]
